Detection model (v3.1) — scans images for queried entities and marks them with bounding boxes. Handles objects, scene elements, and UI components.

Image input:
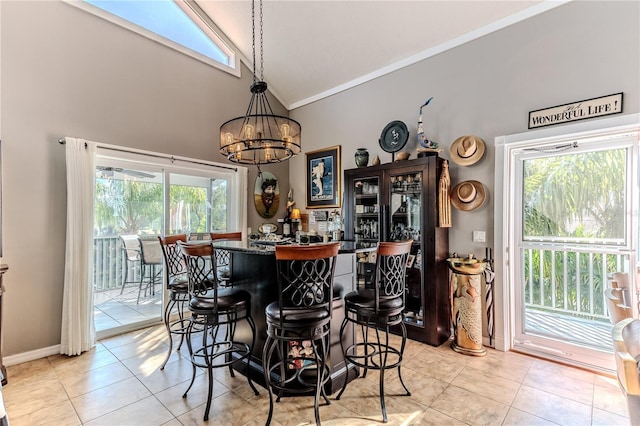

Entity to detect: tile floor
[1,324,631,426]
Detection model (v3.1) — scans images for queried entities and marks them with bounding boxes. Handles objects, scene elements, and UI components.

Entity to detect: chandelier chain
[251,0,256,82]
[259,0,264,81]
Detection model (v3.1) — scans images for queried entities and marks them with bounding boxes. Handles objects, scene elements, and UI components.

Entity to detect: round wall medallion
[379,121,409,153]
[254,172,279,218]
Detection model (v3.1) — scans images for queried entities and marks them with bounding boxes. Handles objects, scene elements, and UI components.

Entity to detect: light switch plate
[472,231,486,243]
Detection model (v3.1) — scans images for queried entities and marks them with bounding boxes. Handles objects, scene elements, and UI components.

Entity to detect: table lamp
[290,208,302,237]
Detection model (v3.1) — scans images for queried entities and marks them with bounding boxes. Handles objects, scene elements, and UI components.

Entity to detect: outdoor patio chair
[137,237,163,304]
[119,235,142,295]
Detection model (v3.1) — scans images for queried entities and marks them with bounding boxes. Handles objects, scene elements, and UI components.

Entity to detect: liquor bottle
[282,209,291,238]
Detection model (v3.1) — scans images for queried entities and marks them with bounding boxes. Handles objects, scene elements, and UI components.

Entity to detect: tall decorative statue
[417,97,439,151]
[451,272,485,355]
[438,160,452,227]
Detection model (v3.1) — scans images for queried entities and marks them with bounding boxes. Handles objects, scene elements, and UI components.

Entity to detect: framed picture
[306,145,341,209]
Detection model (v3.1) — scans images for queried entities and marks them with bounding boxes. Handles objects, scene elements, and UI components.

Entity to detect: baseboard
[4,345,61,367]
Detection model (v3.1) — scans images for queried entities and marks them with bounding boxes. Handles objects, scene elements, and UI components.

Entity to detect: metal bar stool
[336,240,413,423]
[157,234,190,370]
[179,241,259,421]
[263,243,340,426]
[210,231,242,288]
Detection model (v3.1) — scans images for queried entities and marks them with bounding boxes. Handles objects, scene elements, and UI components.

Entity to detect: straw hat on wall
[450,136,485,166]
[451,180,486,211]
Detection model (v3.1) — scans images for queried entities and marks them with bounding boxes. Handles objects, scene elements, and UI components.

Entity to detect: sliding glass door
[93,164,163,335]
[92,153,244,338]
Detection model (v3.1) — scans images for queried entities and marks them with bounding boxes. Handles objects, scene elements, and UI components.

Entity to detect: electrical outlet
[472,231,486,243]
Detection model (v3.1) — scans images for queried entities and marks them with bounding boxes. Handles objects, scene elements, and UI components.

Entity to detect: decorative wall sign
[314,210,328,221]
[528,93,623,129]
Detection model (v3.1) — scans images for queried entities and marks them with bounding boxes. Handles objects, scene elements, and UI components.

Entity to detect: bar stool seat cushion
[344,290,404,317]
[169,276,189,292]
[189,288,251,315]
[265,301,331,325]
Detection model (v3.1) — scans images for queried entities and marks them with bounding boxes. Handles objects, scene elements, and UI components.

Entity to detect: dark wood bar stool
[157,234,189,370]
[210,231,242,287]
[336,240,413,423]
[263,243,340,426]
[178,241,259,421]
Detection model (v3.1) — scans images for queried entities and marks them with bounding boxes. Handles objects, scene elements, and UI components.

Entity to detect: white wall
[289,1,639,347]
[0,0,289,356]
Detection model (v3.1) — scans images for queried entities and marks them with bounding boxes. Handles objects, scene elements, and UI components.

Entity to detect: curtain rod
[58,138,237,172]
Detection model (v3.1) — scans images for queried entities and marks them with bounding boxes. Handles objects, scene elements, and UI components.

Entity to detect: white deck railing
[94,236,140,291]
[522,244,629,322]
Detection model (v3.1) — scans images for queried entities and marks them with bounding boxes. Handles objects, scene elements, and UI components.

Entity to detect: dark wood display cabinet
[343,153,450,346]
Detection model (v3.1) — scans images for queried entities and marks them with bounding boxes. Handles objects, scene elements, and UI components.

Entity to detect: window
[70,0,238,75]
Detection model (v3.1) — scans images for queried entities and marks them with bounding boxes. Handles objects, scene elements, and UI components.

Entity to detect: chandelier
[219,0,301,165]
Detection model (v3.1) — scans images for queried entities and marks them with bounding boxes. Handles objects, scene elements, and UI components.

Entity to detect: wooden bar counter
[210,240,372,394]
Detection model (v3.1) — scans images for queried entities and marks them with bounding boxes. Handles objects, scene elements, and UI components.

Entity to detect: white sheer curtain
[232,167,248,238]
[60,137,96,355]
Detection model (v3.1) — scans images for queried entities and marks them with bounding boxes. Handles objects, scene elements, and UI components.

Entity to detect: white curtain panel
[60,137,96,355]
[236,167,248,239]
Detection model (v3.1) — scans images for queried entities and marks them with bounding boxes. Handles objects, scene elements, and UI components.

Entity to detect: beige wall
[289,1,639,347]
[0,0,289,356]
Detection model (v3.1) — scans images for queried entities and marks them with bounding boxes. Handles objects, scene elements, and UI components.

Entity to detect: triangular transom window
[72,0,237,74]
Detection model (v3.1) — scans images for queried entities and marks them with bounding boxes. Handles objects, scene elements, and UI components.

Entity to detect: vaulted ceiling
[194,1,567,110]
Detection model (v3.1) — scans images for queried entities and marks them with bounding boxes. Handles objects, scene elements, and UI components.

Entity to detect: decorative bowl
[446,257,487,275]
[395,151,410,161]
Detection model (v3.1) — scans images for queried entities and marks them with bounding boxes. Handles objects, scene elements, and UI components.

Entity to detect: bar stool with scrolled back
[336,240,413,423]
[210,231,242,288]
[263,242,340,426]
[157,234,189,370]
[178,241,259,421]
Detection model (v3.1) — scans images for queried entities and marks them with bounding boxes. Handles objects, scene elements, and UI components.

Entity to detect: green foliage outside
[522,148,626,319]
[94,178,228,236]
[93,176,228,291]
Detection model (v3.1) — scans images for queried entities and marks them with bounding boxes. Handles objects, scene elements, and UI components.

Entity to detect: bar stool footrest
[343,342,403,370]
[190,340,251,369]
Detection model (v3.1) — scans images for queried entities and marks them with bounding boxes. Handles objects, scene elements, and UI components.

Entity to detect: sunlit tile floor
[2,324,631,425]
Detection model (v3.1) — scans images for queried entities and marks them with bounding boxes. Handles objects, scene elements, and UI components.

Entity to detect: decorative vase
[355,148,369,168]
[372,155,381,166]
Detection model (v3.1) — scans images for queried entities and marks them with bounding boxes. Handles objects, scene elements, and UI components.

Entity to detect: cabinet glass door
[353,176,380,247]
[389,171,423,325]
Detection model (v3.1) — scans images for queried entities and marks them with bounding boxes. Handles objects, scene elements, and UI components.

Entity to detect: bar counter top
[209,239,376,255]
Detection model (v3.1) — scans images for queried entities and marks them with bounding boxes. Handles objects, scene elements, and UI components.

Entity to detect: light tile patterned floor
[2,324,631,425]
